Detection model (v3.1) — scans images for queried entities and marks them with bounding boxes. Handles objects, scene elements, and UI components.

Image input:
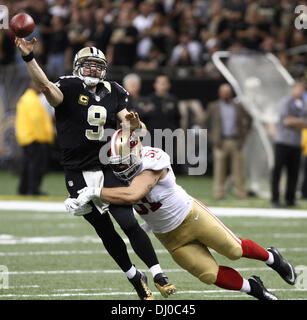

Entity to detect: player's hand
[64,197,92,216]
[77,187,101,206]
[15,37,37,56]
[121,112,140,132]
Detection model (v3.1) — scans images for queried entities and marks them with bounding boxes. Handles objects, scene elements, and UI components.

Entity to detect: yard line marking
[0,249,169,256]
[1,247,306,257]
[1,232,306,245]
[7,285,39,289]
[1,201,307,218]
[0,235,130,245]
[4,267,292,275]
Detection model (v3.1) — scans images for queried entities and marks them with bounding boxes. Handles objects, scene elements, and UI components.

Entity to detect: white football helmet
[73,47,107,87]
[109,129,142,181]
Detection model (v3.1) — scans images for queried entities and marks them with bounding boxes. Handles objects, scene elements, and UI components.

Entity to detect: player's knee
[199,270,218,285]
[226,245,243,260]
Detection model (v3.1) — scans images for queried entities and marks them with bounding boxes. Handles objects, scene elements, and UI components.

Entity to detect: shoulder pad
[141,147,171,172]
[111,81,129,96]
[54,76,82,88]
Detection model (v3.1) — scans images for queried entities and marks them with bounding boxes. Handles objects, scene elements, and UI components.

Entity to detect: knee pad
[199,270,218,285]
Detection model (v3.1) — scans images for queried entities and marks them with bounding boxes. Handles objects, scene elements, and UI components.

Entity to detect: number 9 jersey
[134,146,194,234]
[54,76,129,170]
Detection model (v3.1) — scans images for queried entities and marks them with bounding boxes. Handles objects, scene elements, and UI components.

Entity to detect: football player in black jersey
[15,37,176,300]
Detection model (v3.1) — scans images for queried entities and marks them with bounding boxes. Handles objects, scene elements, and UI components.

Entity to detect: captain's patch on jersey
[78,95,89,106]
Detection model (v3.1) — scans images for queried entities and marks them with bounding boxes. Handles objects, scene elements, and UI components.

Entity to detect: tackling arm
[76,169,165,208]
[100,169,162,205]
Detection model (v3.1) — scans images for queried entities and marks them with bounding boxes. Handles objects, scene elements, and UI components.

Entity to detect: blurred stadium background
[0,0,307,300]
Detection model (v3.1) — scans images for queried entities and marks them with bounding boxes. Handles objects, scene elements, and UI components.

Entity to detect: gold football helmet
[73,47,107,87]
[109,129,142,181]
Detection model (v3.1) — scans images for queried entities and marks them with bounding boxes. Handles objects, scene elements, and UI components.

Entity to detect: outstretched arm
[77,169,164,206]
[15,37,63,107]
[117,109,146,132]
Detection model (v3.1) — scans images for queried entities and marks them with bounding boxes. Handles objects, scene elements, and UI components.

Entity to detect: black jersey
[54,76,129,170]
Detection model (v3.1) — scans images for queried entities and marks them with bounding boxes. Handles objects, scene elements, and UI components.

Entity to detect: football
[9,13,35,38]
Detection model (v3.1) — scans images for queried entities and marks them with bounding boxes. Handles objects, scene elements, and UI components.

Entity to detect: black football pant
[65,166,159,272]
[271,143,301,205]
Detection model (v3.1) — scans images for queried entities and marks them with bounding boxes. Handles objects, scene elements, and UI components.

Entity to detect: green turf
[0,209,306,300]
[0,171,306,300]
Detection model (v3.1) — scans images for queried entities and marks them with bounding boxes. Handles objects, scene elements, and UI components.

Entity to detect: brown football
[9,13,35,38]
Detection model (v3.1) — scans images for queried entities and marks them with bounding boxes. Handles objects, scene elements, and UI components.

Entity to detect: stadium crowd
[0,0,306,80]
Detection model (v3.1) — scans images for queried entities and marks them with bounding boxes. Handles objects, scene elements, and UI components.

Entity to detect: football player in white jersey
[74,129,297,300]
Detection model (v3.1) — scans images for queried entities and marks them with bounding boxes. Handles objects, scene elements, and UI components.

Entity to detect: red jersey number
[134,197,162,215]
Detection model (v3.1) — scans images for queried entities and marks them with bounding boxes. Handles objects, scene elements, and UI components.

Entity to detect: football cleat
[247,276,278,300]
[266,247,297,285]
[154,273,177,298]
[129,270,155,300]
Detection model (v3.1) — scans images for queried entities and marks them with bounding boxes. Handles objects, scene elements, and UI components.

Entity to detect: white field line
[1,247,307,257]
[1,201,307,218]
[1,267,297,275]
[0,233,306,245]
[5,265,307,276]
[0,288,306,299]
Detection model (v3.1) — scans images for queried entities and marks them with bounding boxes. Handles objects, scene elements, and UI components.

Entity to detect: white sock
[125,265,137,279]
[149,264,163,278]
[240,278,251,293]
[265,251,274,265]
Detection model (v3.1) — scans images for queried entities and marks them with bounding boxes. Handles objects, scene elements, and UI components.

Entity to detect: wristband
[94,188,101,198]
[22,52,34,62]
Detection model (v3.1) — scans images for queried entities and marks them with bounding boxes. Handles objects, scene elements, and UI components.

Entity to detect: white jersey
[133,146,193,233]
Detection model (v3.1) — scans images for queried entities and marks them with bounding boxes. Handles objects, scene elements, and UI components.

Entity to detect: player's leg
[193,199,297,285]
[65,169,154,300]
[104,166,176,297]
[155,232,277,300]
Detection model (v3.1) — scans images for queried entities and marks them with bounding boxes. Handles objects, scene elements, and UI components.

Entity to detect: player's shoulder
[109,81,129,96]
[54,75,83,88]
[141,146,170,171]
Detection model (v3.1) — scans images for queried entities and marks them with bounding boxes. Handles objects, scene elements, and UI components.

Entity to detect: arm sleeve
[113,82,130,112]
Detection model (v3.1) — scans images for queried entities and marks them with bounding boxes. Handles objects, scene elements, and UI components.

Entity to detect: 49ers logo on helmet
[129,135,138,147]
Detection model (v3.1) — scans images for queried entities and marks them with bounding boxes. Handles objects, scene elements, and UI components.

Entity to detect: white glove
[77,187,102,206]
[64,197,92,216]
